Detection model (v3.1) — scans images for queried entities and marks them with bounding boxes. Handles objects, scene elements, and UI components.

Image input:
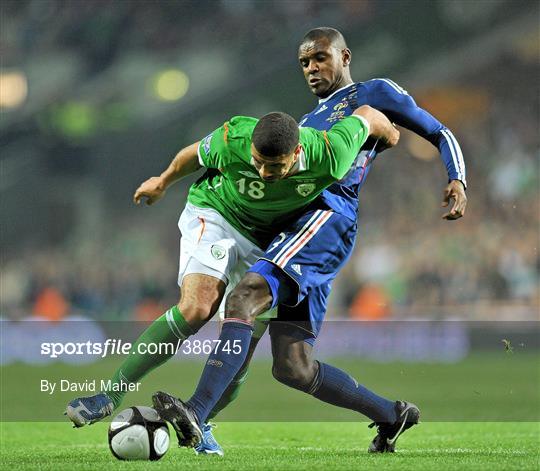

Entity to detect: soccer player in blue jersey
[153,27,467,454]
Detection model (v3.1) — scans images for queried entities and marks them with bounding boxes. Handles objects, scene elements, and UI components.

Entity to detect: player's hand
[379,124,399,150]
[133,176,167,206]
[441,180,467,220]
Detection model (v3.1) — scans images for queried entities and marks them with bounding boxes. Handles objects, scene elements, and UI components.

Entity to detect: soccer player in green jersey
[65,105,399,434]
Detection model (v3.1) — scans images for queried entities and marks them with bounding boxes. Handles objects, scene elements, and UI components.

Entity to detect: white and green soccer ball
[108,406,170,461]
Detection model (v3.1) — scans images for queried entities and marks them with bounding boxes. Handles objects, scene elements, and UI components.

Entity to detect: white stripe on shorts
[273,210,333,268]
[272,210,323,263]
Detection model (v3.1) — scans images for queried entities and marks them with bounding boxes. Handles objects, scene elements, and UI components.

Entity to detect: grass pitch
[3,353,538,422]
[1,353,538,468]
[1,421,538,470]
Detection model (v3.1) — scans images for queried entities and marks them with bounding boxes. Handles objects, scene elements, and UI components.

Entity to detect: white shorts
[177,203,264,316]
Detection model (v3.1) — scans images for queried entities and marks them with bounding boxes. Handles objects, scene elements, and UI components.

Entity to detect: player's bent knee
[177,303,214,326]
[271,360,315,392]
[177,273,226,327]
[225,273,272,322]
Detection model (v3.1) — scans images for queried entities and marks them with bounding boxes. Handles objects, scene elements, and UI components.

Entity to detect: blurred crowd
[1,1,538,321]
[3,0,378,74]
[343,56,539,319]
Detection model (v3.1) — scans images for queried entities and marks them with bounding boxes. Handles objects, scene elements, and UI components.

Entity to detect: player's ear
[342,48,352,67]
[290,144,301,164]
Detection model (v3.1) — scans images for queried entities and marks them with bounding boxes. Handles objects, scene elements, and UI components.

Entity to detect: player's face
[298,38,350,98]
[251,144,301,182]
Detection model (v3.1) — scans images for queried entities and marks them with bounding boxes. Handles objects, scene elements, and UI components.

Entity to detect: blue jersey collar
[318,82,356,104]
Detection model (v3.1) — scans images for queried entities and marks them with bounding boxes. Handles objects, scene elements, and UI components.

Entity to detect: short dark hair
[302,27,348,49]
[252,112,299,158]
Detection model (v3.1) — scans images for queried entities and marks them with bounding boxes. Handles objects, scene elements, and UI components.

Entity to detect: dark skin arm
[356,105,467,220]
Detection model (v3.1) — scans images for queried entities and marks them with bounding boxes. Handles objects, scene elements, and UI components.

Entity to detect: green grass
[2,353,539,421]
[1,353,538,468]
[0,422,538,470]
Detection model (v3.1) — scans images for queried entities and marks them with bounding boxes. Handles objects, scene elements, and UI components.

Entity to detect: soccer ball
[108,406,170,461]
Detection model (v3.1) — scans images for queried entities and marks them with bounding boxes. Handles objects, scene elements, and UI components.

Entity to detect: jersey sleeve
[321,114,370,179]
[197,123,230,169]
[366,78,467,188]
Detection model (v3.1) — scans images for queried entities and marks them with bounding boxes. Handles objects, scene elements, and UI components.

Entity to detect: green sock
[206,368,249,421]
[106,305,194,409]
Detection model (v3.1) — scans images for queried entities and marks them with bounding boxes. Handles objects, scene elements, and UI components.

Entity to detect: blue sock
[187,320,253,424]
[310,362,397,423]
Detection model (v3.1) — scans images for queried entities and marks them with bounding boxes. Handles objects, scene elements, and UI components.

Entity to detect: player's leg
[150,206,335,444]
[194,317,268,456]
[66,203,260,427]
[206,322,267,421]
[194,325,265,456]
[260,206,416,436]
[65,273,226,428]
[264,222,420,454]
[269,321,419,452]
[152,270,281,446]
[150,208,335,445]
[262,214,420,453]
[106,273,225,407]
[149,205,363,445]
[238,203,418,450]
[269,319,397,421]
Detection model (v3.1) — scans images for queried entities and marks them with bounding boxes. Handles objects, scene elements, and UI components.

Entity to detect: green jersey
[187,115,369,247]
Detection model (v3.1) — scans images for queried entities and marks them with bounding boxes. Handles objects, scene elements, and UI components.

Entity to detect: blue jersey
[298,79,467,218]
[250,78,467,341]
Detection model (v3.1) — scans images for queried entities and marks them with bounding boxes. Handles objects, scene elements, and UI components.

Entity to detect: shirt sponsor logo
[211,245,226,260]
[295,183,316,197]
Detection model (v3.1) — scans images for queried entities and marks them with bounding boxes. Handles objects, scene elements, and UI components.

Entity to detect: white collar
[318,82,355,103]
[289,147,306,173]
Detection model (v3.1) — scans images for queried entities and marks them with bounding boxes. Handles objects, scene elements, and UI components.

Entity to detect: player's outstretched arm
[133,141,202,206]
[441,179,467,220]
[354,105,399,149]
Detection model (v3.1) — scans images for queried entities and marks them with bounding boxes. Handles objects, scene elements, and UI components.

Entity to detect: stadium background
[1,0,539,424]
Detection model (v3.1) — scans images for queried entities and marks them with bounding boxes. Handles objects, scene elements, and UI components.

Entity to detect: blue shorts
[248,202,357,342]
